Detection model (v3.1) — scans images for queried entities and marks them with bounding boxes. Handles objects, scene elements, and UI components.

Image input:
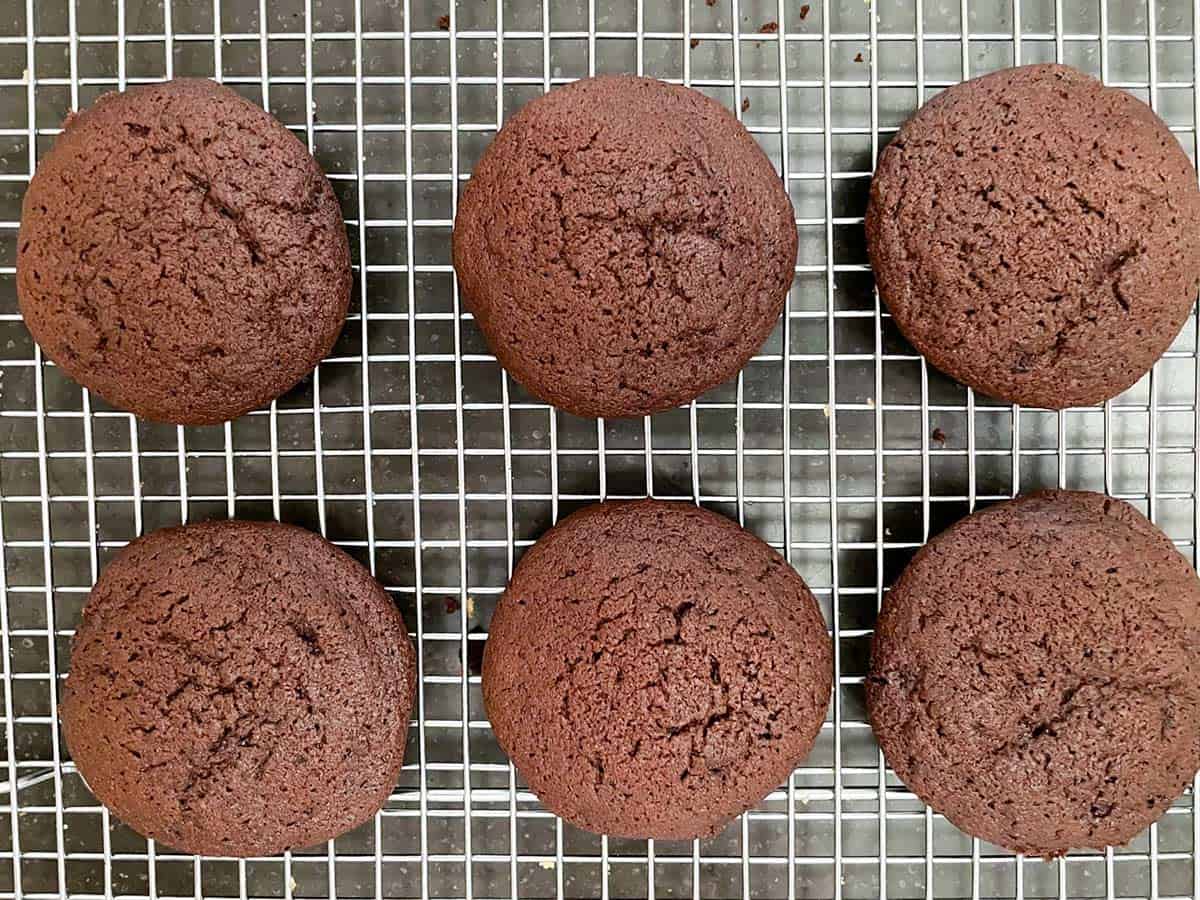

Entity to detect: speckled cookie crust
[452,75,797,418]
[17,78,351,424]
[866,64,1200,409]
[61,520,416,857]
[482,500,832,839]
[868,491,1200,856]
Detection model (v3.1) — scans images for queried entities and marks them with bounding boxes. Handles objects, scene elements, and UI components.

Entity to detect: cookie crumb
[760,21,779,33]
[436,14,450,30]
[931,427,947,445]
[741,97,750,113]
[800,4,811,19]
[690,37,701,49]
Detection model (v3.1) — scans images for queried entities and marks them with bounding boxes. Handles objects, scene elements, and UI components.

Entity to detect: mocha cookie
[866,64,1200,409]
[453,75,797,418]
[17,78,351,424]
[61,520,416,857]
[482,500,832,839]
[868,491,1200,857]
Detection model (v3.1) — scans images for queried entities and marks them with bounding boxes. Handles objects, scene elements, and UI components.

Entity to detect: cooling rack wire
[0,0,1197,897]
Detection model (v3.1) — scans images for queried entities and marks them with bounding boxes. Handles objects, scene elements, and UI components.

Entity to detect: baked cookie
[17,78,351,424]
[868,491,1200,857]
[866,64,1200,408]
[453,75,797,418]
[62,520,416,857]
[483,500,831,839]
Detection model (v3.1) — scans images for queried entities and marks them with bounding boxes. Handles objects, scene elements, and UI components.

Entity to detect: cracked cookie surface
[866,64,1200,409]
[17,78,351,424]
[61,520,416,857]
[452,75,797,418]
[867,490,1200,857]
[482,500,832,839]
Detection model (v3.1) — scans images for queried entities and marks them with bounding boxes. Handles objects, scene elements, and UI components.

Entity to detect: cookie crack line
[526,138,742,358]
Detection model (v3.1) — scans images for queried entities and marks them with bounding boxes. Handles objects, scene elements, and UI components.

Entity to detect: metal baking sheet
[0,0,1196,897]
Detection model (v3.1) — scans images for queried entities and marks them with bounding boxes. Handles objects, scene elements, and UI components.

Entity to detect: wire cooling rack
[0,0,1197,897]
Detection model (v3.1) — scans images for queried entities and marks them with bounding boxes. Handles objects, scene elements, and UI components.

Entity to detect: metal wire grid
[0,0,1196,897]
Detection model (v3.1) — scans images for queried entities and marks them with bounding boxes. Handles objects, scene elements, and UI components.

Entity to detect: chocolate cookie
[453,75,797,418]
[866,64,1200,409]
[17,78,351,424]
[868,491,1200,857]
[61,520,416,857]
[482,500,832,839]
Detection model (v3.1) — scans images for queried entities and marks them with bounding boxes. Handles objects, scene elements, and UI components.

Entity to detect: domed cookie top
[483,500,832,839]
[17,78,351,424]
[62,520,416,857]
[866,64,1200,409]
[453,75,797,418]
[868,491,1200,857]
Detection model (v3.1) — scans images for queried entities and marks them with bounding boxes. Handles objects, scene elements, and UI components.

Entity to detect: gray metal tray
[0,0,1197,897]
